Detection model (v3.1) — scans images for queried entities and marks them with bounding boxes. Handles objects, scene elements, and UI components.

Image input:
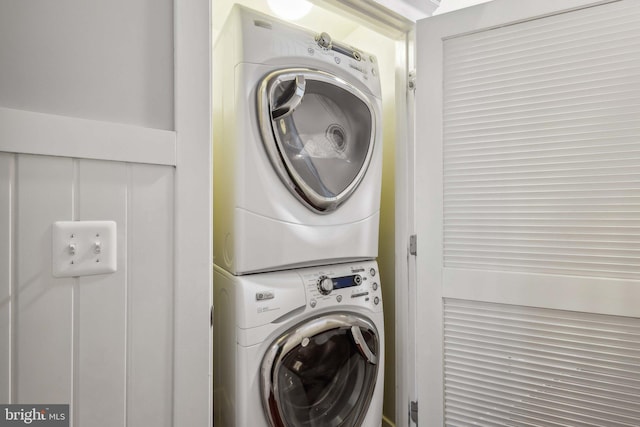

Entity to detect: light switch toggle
[52,221,117,277]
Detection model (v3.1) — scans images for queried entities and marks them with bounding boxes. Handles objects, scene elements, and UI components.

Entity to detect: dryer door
[261,313,380,427]
[258,68,377,213]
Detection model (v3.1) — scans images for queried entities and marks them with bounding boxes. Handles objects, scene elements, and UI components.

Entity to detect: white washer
[213,260,385,427]
[214,5,383,275]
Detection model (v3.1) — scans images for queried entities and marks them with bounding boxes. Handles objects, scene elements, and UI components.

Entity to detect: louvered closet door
[414,1,640,425]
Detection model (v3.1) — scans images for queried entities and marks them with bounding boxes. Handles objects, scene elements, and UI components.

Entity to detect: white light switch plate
[52,220,117,277]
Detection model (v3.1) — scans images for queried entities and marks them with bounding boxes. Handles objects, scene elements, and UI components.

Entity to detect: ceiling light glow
[267,0,313,21]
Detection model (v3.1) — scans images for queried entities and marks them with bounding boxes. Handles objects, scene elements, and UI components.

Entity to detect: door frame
[173,0,212,425]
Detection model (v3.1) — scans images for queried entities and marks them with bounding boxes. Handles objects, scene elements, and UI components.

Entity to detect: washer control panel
[299,260,382,311]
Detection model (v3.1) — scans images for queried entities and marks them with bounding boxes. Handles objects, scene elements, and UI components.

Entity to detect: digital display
[333,275,361,290]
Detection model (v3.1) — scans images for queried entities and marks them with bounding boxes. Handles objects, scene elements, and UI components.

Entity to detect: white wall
[0,0,174,130]
[0,1,204,426]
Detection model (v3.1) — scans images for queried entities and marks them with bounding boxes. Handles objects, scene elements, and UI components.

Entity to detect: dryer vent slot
[271,304,306,324]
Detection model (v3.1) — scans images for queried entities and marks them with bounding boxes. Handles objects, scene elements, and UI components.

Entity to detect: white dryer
[213,260,384,427]
[213,5,383,275]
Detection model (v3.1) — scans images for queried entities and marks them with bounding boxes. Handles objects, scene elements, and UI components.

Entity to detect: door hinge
[210,305,214,327]
[409,234,417,256]
[410,400,418,425]
[408,70,416,91]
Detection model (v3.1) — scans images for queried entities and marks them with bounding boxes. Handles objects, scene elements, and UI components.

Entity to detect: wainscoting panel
[1,152,175,427]
[16,155,75,403]
[76,160,128,426]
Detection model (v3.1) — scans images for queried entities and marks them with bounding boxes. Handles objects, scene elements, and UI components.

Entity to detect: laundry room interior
[2,0,640,425]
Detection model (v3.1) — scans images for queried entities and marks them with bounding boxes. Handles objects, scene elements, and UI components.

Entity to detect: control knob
[317,276,334,295]
[316,32,332,49]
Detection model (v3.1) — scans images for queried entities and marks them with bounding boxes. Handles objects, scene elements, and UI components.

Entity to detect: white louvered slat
[443,0,640,280]
[444,299,640,426]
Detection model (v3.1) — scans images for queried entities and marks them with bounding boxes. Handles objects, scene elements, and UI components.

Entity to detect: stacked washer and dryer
[213,5,385,426]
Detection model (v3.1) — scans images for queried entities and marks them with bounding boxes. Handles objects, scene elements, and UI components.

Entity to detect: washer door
[257,68,377,213]
[261,313,380,427]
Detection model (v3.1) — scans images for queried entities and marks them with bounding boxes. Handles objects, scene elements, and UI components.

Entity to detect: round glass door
[258,69,377,213]
[261,313,380,427]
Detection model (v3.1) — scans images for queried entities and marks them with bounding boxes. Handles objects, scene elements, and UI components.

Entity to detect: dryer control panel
[299,260,382,312]
[232,4,382,98]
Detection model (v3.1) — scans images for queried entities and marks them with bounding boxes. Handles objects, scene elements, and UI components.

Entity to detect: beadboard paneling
[127,164,174,427]
[76,160,129,427]
[0,152,13,403]
[16,155,75,403]
[1,152,175,427]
